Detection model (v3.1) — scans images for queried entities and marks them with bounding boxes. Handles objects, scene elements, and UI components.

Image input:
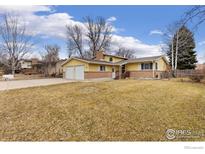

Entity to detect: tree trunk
[11,58,15,76]
[171,38,174,70]
[175,31,179,70]
[12,69,15,76]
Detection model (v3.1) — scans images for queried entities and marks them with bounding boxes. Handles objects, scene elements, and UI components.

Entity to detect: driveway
[0,78,74,91]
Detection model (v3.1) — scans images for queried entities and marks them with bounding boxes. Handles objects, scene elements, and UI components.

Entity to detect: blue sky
[0,5,204,63]
[58,6,190,44]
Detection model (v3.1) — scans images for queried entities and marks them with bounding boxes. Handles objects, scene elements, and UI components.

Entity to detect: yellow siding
[63,59,114,72]
[156,58,168,71]
[104,55,125,63]
[62,59,89,71]
[125,58,168,71]
[62,57,168,73]
[88,64,113,72]
[114,66,119,72]
[126,63,141,71]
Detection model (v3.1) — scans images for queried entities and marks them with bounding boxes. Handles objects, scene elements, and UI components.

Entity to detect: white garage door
[65,66,84,80]
[75,66,84,80]
[66,67,74,80]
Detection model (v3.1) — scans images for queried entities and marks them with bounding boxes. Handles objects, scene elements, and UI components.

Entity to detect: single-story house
[61,51,169,80]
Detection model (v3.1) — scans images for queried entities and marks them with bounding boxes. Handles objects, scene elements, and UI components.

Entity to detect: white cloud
[111,27,125,33]
[25,13,77,39]
[111,35,164,57]
[197,52,205,64]
[107,16,117,22]
[198,41,205,46]
[0,5,53,14]
[0,6,165,58]
[149,30,163,36]
[0,6,84,39]
[107,16,119,32]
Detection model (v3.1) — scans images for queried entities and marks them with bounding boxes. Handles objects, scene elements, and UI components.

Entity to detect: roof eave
[155,56,169,65]
[61,57,118,66]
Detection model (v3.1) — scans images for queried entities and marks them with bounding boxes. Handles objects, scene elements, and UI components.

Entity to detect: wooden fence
[161,69,205,79]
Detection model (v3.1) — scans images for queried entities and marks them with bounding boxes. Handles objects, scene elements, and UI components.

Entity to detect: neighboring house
[19,59,32,69]
[19,58,43,74]
[46,59,66,76]
[62,51,169,80]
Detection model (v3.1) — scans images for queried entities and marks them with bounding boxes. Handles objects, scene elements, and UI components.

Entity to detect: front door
[112,67,115,79]
[121,65,126,78]
[121,65,126,73]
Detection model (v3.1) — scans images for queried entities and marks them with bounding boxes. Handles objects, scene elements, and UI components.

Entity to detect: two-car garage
[62,57,115,80]
[65,65,84,80]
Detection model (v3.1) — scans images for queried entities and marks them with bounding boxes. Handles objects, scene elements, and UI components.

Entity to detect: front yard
[0,80,204,141]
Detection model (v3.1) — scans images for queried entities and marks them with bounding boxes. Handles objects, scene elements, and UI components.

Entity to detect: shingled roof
[62,55,168,66]
[115,55,168,65]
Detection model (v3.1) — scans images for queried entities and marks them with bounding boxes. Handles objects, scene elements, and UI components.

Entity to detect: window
[155,63,158,70]
[122,65,126,73]
[100,65,106,71]
[141,63,153,70]
[109,57,113,62]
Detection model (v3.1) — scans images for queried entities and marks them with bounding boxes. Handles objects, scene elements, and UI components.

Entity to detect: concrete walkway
[0,78,74,91]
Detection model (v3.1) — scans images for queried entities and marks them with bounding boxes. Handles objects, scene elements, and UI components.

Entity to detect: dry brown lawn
[0,80,204,141]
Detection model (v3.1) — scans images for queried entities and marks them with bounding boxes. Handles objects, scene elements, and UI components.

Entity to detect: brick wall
[128,71,164,78]
[84,71,112,79]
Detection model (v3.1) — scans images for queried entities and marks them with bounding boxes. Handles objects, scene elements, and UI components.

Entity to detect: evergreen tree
[167,26,197,69]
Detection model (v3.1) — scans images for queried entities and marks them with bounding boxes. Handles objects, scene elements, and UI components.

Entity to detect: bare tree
[42,45,60,76]
[163,22,182,70]
[183,6,205,28]
[165,24,196,70]
[66,24,84,58]
[0,51,5,65]
[116,47,135,59]
[163,20,196,70]
[0,14,34,75]
[84,16,112,57]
